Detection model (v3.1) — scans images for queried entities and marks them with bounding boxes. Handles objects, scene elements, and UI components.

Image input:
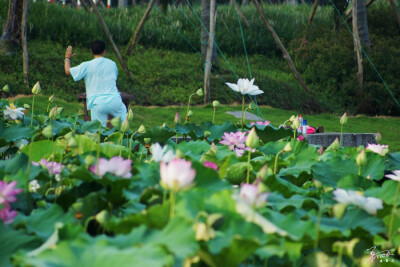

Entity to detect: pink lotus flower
[250,121,270,126]
[204,161,218,171]
[239,183,269,208]
[366,144,389,156]
[0,207,18,224]
[37,159,64,176]
[160,158,196,191]
[385,170,400,181]
[90,156,132,178]
[297,135,304,141]
[220,131,247,150]
[0,181,22,206]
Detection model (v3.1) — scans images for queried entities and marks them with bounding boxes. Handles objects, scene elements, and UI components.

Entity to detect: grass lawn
[11,95,400,151]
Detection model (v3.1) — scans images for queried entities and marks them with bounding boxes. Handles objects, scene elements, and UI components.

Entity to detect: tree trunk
[201,0,218,66]
[21,0,28,86]
[204,0,216,104]
[352,0,363,89]
[0,0,23,54]
[332,0,348,31]
[159,0,169,12]
[126,0,155,55]
[355,0,370,47]
[302,0,319,45]
[389,0,400,29]
[88,0,136,82]
[230,0,250,28]
[251,0,312,96]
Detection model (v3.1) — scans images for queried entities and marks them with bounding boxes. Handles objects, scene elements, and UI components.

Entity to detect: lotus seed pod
[212,100,220,107]
[137,124,146,134]
[2,84,9,92]
[144,138,151,144]
[196,88,204,97]
[32,81,41,94]
[283,142,292,152]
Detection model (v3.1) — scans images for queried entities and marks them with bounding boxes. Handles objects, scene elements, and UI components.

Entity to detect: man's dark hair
[91,40,106,55]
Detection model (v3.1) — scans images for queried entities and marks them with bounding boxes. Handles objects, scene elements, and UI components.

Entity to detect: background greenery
[0,0,399,115]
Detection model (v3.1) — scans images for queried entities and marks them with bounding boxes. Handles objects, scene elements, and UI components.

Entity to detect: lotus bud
[144,138,151,144]
[56,107,64,116]
[127,108,134,121]
[194,222,212,241]
[137,124,146,134]
[48,94,55,103]
[313,179,322,189]
[356,149,367,166]
[292,116,299,130]
[204,131,211,138]
[174,112,181,124]
[121,118,129,132]
[68,137,78,147]
[94,210,109,225]
[257,165,269,180]
[340,112,347,126]
[289,115,296,122]
[333,203,347,219]
[246,127,259,149]
[328,138,340,151]
[32,81,41,94]
[196,88,203,97]
[42,125,53,138]
[212,100,220,108]
[85,155,96,166]
[77,109,85,117]
[2,84,9,92]
[49,106,58,120]
[188,110,193,117]
[111,117,121,128]
[161,122,166,128]
[248,102,256,110]
[283,142,292,152]
[375,131,381,143]
[23,104,30,109]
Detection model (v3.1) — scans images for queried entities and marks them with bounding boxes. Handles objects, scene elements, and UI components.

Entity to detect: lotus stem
[340,125,343,147]
[336,244,343,267]
[169,190,176,219]
[96,124,101,176]
[293,128,296,139]
[128,131,137,160]
[212,107,216,124]
[73,114,79,133]
[47,102,51,113]
[241,95,245,131]
[246,149,252,183]
[119,129,126,157]
[30,94,35,127]
[358,166,361,176]
[186,93,195,123]
[273,150,283,175]
[388,181,400,244]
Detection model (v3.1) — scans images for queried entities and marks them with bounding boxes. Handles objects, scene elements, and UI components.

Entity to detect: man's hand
[65,46,75,59]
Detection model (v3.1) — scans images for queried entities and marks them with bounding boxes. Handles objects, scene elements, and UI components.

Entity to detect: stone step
[304,133,377,147]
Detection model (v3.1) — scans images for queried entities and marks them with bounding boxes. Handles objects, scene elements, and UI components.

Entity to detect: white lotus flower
[226,78,263,96]
[3,103,25,120]
[366,144,389,156]
[333,188,383,215]
[385,170,400,181]
[151,143,175,163]
[29,180,40,192]
[160,158,196,191]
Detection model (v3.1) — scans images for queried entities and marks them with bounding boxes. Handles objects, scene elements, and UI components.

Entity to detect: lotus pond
[0,95,400,267]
